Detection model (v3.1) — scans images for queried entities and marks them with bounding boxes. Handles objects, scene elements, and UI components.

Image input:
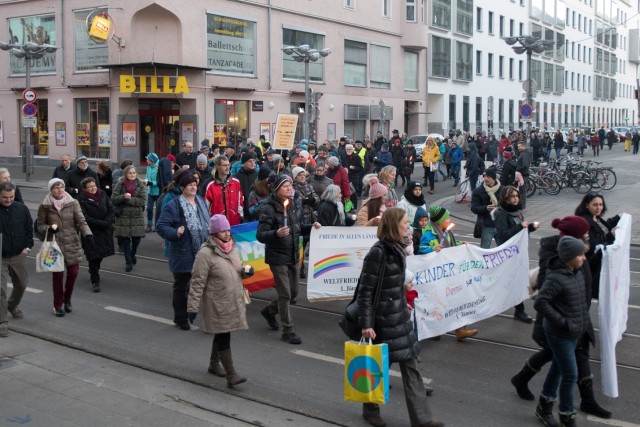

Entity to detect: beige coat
[356,200,385,226]
[37,193,92,266]
[187,238,248,334]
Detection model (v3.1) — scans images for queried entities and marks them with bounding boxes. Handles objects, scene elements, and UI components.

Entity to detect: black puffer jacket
[357,240,419,363]
[65,167,100,198]
[532,235,594,347]
[78,190,115,261]
[580,214,618,299]
[534,258,591,341]
[0,201,33,258]
[257,194,312,266]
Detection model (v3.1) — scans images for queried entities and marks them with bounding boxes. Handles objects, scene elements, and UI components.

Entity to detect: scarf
[212,235,234,254]
[484,182,501,207]
[334,198,345,224]
[178,195,210,255]
[403,187,426,207]
[123,178,137,195]
[498,202,524,225]
[48,191,73,212]
[83,188,101,201]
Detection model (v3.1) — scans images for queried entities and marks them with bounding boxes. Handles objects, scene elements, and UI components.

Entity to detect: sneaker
[260,307,279,331]
[281,331,302,345]
[514,310,533,324]
[9,307,24,319]
[0,323,8,337]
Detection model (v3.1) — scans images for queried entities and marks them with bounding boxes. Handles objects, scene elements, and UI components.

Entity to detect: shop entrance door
[139,108,180,164]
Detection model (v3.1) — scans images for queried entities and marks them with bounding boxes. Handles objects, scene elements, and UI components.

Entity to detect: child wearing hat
[356,177,387,226]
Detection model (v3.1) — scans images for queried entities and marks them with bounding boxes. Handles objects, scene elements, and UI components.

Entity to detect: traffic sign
[22,89,37,103]
[520,103,533,119]
[22,102,38,118]
[22,117,37,128]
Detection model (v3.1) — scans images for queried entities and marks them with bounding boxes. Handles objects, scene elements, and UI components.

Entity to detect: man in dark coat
[65,155,100,198]
[516,140,532,209]
[470,167,500,249]
[373,130,387,153]
[175,141,198,170]
[52,154,73,180]
[0,181,33,337]
[344,144,363,198]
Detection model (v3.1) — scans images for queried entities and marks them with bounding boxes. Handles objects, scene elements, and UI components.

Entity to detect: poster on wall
[98,124,111,147]
[259,123,270,141]
[73,8,109,71]
[55,122,66,146]
[181,122,194,144]
[213,123,228,146]
[76,123,90,146]
[8,14,56,75]
[272,114,298,150]
[122,122,137,147]
[206,14,256,76]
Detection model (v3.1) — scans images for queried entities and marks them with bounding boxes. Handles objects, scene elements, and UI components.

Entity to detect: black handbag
[473,219,482,238]
[338,261,386,340]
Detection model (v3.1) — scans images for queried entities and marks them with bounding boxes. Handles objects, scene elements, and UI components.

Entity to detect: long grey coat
[37,193,92,266]
[111,178,147,238]
[187,238,249,334]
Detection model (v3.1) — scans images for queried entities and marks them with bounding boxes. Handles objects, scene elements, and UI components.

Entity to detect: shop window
[282,29,326,82]
[75,98,110,159]
[19,99,49,156]
[214,100,249,147]
[8,14,56,76]
[74,8,108,72]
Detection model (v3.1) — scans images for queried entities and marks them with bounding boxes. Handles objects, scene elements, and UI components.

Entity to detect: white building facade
[426,0,640,135]
[0,0,429,165]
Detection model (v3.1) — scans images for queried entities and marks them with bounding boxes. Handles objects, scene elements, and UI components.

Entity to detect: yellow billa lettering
[139,75,147,93]
[150,76,161,93]
[163,76,171,93]
[174,76,190,94]
[120,75,136,93]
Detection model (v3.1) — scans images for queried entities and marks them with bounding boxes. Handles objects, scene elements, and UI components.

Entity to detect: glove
[49,226,59,234]
[243,265,255,277]
[302,196,314,206]
[187,312,197,324]
[84,235,94,245]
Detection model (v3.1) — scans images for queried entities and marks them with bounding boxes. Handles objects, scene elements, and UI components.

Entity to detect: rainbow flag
[313,254,352,278]
[230,221,304,293]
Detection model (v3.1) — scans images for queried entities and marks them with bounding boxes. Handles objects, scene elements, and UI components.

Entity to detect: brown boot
[207,341,226,377]
[455,327,478,341]
[219,349,246,387]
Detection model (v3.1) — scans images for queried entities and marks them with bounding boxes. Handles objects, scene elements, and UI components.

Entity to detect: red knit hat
[551,216,590,238]
[167,154,176,162]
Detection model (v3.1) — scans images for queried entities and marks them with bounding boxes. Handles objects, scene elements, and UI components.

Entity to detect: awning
[103,62,211,72]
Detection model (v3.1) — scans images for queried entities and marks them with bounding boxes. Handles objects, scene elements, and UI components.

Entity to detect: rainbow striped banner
[231,221,302,293]
[313,254,352,278]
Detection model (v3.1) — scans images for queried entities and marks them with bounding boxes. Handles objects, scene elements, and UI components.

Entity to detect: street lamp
[504,35,554,143]
[0,41,58,182]
[282,44,331,141]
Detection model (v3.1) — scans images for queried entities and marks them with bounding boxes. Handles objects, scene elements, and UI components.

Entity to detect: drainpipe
[268,0,272,90]
[59,0,64,85]
[425,48,429,133]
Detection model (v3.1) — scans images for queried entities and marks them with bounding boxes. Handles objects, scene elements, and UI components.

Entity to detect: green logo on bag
[347,356,383,393]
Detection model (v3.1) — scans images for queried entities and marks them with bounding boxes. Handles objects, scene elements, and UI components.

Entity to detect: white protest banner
[407,230,529,339]
[598,213,632,398]
[307,226,378,301]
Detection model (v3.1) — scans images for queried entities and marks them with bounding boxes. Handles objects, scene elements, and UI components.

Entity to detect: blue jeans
[469,174,479,191]
[451,164,461,183]
[146,194,159,225]
[542,330,578,414]
[480,226,496,249]
[555,148,562,158]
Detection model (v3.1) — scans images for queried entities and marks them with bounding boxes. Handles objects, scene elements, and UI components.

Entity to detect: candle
[283,199,289,227]
[440,223,455,245]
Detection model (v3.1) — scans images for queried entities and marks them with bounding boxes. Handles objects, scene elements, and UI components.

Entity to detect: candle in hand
[283,199,289,227]
[440,223,455,245]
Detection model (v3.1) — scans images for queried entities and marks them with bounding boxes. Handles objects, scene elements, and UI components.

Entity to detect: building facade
[0,0,429,165]
[427,0,640,135]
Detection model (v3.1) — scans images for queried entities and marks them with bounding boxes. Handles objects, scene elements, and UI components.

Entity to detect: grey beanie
[327,156,340,167]
[197,154,208,165]
[557,236,586,262]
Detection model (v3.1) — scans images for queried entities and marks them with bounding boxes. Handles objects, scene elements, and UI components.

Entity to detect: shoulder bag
[338,259,386,341]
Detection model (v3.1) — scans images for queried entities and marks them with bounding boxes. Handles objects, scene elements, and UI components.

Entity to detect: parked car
[611,126,636,141]
[410,133,444,161]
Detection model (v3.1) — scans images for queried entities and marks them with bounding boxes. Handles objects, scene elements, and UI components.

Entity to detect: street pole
[25,56,32,182]
[526,49,532,145]
[303,59,310,141]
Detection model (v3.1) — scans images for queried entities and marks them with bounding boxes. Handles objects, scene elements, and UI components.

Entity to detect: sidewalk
[436,181,640,246]
[0,333,336,427]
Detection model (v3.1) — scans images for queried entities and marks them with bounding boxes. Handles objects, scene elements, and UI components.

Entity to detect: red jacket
[329,165,351,201]
[204,174,244,226]
[498,138,511,155]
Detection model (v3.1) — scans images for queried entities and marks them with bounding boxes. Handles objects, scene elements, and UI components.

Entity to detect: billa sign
[119,75,190,94]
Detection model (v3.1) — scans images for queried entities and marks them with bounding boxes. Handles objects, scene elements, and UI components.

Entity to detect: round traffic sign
[22,89,37,103]
[520,103,533,119]
[22,102,38,118]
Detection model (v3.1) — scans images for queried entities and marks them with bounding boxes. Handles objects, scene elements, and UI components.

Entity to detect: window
[499,15,505,37]
[404,50,419,90]
[431,36,451,78]
[571,71,575,89]
[488,52,494,76]
[75,98,111,159]
[578,43,581,61]
[531,60,541,90]
[382,0,391,18]
[8,14,56,76]
[578,13,582,30]
[449,95,456,130]
[488,11,494,34]
[455,41,473,81]
[577,73,581,90]
[463,96,470,131]
[531,0,543,20]
[518,60,523,81]
[498,98,504,130]
[476,50,482,74]
[344,40,367,87]
[456,0,473,35]
[432,0,451,29]
[406,0,416,21]
[519,22,524,36]
[475,97,482,130]
[283,29,326,82]
[509,58,514,80]
[543,62,554,91]
[509,100,514,131]
[370,44,391,88]
[498,55,504,78]
[344,0,355,8]
[476,7,483,31]
[74,8,108,72]
[509,19,515,37]
[555,33,564,62]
